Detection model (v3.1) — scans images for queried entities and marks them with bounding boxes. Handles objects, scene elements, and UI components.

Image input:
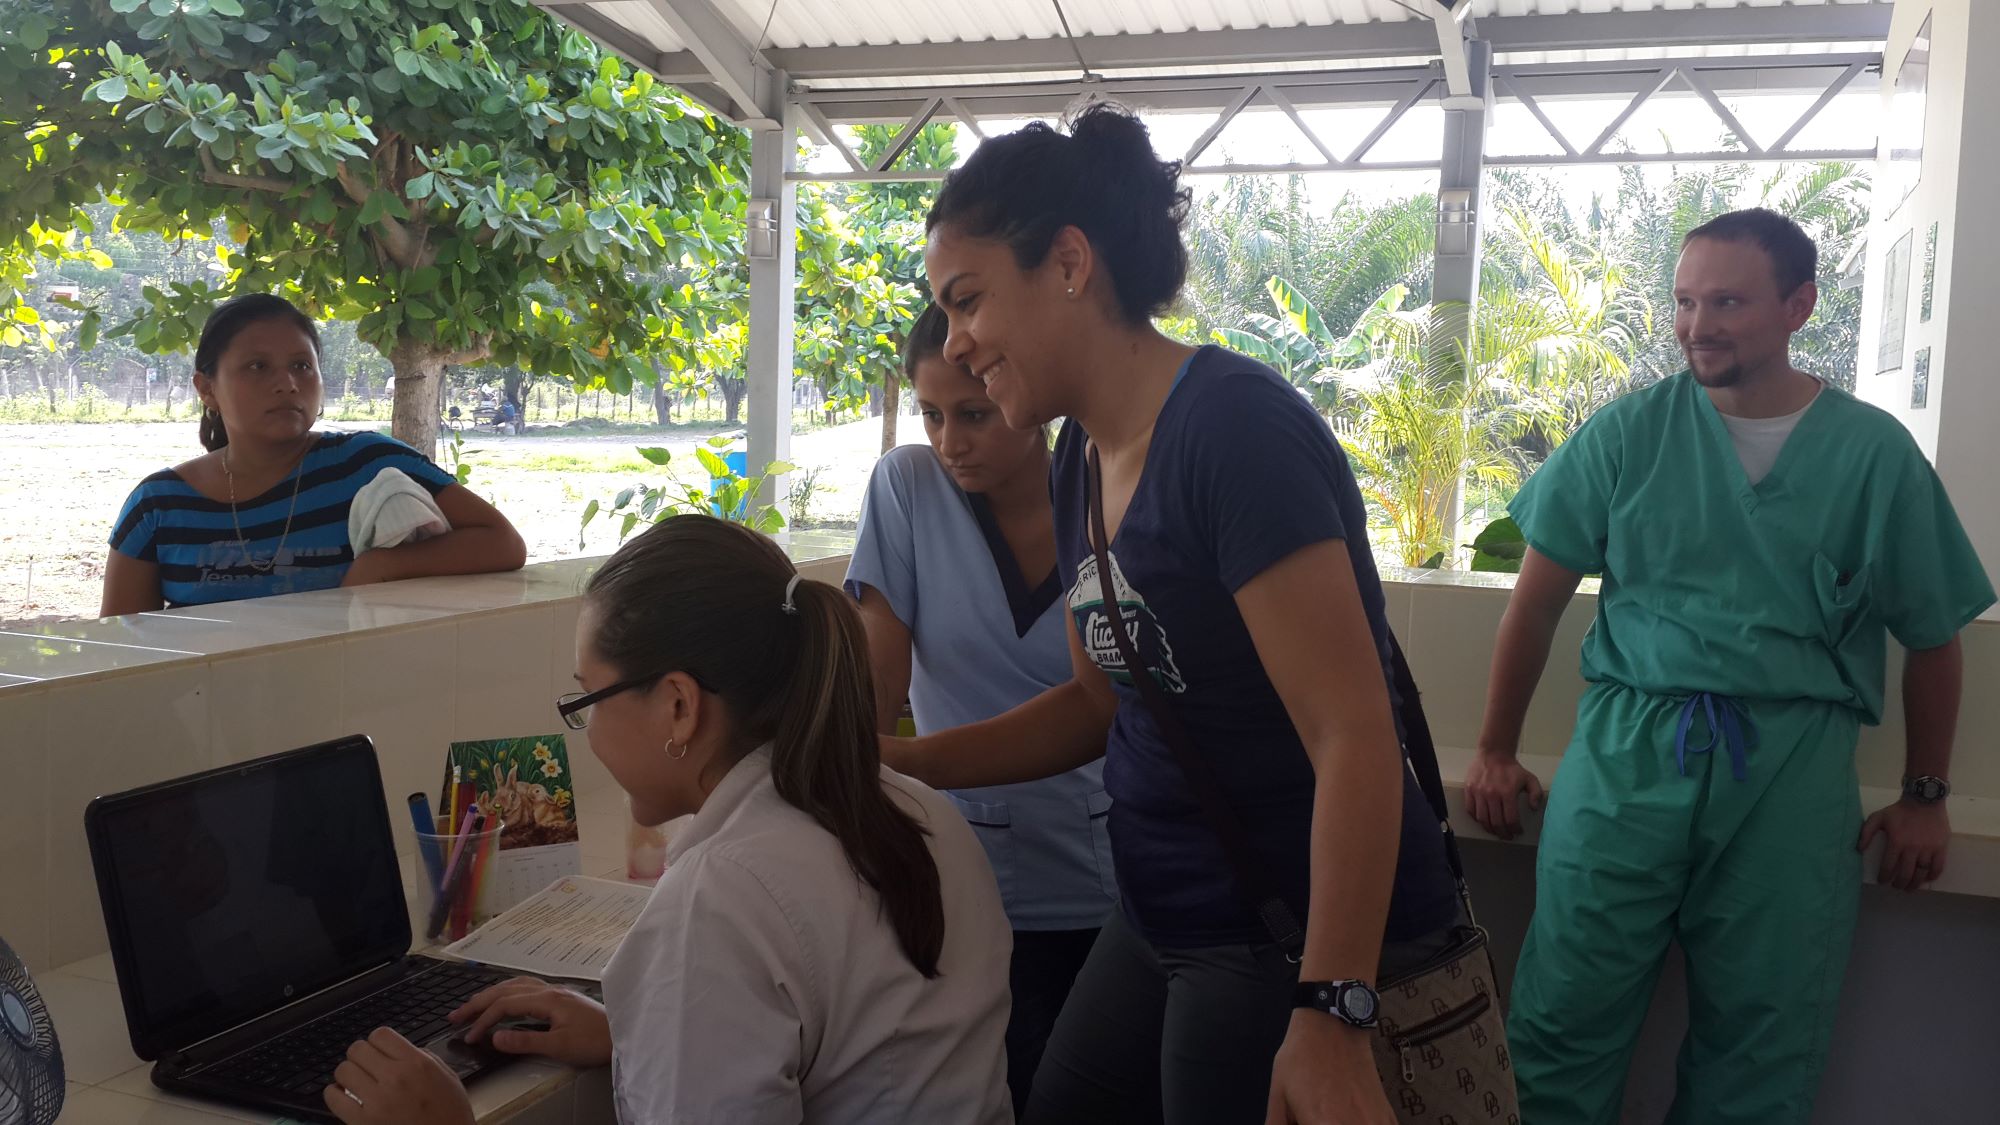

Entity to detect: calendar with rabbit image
[441,735,584,912]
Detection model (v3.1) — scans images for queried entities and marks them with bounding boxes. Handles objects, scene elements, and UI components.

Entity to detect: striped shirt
[109,431,456,608]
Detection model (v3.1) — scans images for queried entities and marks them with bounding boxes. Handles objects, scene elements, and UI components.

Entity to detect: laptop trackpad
[425,1030,512,1077]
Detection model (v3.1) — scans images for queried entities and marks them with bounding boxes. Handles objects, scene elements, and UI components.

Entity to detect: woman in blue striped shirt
[101,295,526,616]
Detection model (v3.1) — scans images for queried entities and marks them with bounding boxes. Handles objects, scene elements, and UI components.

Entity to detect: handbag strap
[1386,632,1474,909]
[1085,446,1307,957]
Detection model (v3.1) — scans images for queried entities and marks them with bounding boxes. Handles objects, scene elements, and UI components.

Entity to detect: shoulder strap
[1387,632,1470,892]
[1085,447,1307,957]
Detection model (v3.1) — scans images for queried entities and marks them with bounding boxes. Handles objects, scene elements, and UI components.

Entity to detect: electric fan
[0,934,63,1125]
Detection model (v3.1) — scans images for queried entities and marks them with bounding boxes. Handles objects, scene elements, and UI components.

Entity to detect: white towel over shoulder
[349,468,451,554]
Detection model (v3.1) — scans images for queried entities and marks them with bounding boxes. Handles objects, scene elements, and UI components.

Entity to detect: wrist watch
[1293,980,1380,1029]
[1903,775,1951,804]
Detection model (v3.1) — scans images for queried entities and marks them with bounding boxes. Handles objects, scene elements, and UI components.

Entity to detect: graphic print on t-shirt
[1069,549,1186,694]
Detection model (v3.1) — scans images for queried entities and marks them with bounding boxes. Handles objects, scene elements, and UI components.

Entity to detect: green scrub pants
[1509,682,1862,1125]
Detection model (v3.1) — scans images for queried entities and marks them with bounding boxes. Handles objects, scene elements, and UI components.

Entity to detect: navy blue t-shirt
[1053,346,1458,948]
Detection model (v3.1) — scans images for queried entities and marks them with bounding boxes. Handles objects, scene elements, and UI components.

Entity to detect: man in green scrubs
[1464,208,1995,1125]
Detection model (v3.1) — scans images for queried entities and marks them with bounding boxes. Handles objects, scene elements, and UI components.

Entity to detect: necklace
[221,441,310,573]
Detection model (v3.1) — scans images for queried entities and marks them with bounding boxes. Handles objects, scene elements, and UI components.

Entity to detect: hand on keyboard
[323,1027,476,1125]
[453,977,614,1069]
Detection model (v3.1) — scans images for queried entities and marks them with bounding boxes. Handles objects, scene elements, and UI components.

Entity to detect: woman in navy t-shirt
[102,295,525,615]
[889,104,1459,1124]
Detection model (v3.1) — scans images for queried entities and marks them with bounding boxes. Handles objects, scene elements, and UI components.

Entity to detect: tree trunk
[880,377,899,454]
[502,369,526,416]
[719,376,746,425]
[653,383,672,426]
[388,340,450,456]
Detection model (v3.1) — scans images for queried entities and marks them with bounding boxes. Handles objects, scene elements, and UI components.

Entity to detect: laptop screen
[86,736,411,1061]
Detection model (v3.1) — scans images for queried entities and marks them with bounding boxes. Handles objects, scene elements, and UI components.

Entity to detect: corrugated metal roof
[567,0,1882,59]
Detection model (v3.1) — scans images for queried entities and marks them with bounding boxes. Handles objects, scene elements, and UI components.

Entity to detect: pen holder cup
[415,820,506,945]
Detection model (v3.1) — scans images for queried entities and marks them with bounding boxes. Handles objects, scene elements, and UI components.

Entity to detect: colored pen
[407,792,445,888]
[445,765,462,835]
[427,809,485,941]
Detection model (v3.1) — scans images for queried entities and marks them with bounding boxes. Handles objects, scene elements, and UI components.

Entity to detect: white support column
[1435,36,1490,563]
[1434,38,1491,309]
[746,98,797,510]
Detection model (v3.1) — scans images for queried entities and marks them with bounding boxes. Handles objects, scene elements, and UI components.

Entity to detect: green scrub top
[1510,372,1994,724]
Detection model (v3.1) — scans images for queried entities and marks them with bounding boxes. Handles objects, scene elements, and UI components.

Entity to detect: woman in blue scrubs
[848,304,1116,1114]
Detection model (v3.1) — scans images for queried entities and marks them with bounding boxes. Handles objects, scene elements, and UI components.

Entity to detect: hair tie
[781,574,802,616]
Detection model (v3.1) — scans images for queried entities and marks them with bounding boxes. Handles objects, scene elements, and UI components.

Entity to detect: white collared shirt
[602,748,1014,1125]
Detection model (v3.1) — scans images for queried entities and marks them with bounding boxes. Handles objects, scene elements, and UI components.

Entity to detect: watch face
[1338,985,1378,1024]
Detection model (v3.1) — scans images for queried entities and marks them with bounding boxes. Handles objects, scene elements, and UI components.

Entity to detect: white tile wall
[207,640,348,767]
[454,607,559,744]
[45,664,211,966]
[341,623,459,863]
[0,686,50,971]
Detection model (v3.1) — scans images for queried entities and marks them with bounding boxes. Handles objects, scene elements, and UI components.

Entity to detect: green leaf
[210,0,244,15]
[636,446,672,465]
[110,0,144,12]
[371,68,404,94]
[762,460,799,476]
[405,172,435,200]
[393,48,421,76]
[1468,516,1526,559]
[78,311,102,352]
[695,447,730,478]
[619,512,639,541]
[613,487,635,510]
[91,77,129,103]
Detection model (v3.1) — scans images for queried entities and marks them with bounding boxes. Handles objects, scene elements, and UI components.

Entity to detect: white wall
[1858,0,2000,598]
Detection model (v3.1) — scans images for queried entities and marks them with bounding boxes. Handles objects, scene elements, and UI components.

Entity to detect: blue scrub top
[847,444,1118,932]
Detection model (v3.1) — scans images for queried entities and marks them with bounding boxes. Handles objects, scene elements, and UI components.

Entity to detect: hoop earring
[666,738,689,760]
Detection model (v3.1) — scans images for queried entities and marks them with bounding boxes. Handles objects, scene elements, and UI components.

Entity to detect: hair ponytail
[769,578,945,975]
[584,515,946,977]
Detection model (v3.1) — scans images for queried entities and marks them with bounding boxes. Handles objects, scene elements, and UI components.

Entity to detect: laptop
[85,735,522,1123]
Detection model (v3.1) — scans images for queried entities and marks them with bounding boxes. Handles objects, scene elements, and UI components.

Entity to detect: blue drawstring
[1674,693,1755,782]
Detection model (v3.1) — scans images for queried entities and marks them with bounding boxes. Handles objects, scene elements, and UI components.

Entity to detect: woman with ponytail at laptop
[321,515,1013,1125]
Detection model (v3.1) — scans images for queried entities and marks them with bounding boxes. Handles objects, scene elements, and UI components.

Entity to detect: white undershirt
[1717,384,1822,486]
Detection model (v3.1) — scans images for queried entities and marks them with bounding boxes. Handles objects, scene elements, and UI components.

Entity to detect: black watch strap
[1293,980,1380,1029]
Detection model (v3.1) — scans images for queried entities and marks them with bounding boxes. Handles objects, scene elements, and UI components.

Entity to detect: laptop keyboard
[207,960,510,1096]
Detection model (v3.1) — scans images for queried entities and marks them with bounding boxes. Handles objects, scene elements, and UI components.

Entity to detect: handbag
[1084,446,1519,1124]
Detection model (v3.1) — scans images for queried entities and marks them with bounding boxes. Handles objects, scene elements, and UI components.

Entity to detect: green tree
[793,187,917,427]
[4,0,746,453]
[842,124,955,450]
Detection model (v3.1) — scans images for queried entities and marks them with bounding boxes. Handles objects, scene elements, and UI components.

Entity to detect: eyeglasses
[555,670,709,730]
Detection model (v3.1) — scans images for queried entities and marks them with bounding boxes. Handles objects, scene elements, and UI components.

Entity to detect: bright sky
[805,88,1884,212]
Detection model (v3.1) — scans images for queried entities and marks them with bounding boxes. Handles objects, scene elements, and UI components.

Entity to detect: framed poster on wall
[1922,221,1939,323]
[1882,13,1932,212]
[1877,231,1913,376]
